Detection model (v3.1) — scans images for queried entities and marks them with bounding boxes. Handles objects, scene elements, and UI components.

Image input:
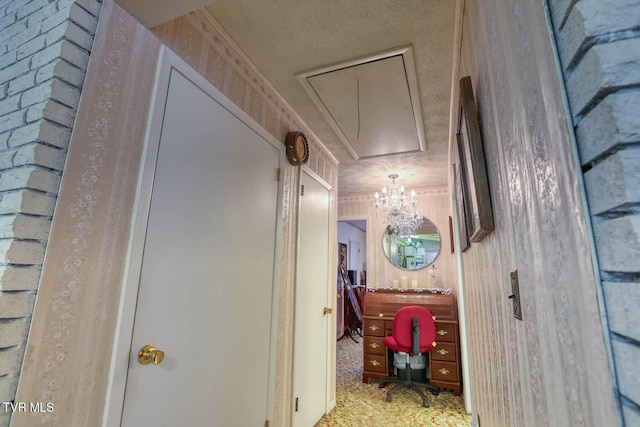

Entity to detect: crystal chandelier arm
[373,174,422,235]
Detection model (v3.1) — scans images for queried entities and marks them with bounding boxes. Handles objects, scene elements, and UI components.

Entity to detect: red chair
[378,305,440,407]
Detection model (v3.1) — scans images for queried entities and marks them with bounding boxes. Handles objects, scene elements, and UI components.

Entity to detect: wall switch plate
[509,270,522,320]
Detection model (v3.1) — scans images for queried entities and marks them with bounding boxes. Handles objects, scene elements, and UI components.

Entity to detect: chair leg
[380,356,440,407]
[384,381,431,407]
[425,382,440,396]
[411,380,440,396]
[378,378,394,389]
[407,382,430,407]
[385,381,409,402]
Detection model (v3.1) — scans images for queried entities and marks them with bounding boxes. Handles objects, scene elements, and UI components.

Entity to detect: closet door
[120,60,280,426]
[292,168,332,426]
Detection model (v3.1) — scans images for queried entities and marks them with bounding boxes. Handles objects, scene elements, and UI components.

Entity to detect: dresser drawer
[364,336,386,355]
[364,353,387,373]
[431,361,459,382]
[363,318,385,337]
[434,322,456,343]
[431,342,457,362]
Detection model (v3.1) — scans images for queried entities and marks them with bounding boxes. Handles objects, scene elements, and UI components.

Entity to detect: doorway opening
[336,218,368,367]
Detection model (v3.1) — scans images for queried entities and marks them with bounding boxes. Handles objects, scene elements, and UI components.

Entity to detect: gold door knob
[323,307,333,315]
[138,344,165,365]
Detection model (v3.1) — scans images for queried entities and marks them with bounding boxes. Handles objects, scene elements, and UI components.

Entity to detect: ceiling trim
[296,45,426,160]
[338,186,448,203]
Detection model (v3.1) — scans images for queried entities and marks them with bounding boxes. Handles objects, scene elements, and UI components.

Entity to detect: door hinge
[295,397,299,412]
[277,168,281,182]
[265,421,270,427]
[301,185,305,196]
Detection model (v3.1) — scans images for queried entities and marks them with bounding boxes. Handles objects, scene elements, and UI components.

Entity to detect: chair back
[391,306,436,354]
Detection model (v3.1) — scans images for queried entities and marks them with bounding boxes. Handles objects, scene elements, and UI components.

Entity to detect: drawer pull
[438,368,451,375]
[437,348,449,356]
[437,329,448,336]
[369,343,380,349]
[369,325,379,331]
[370,360,381,367]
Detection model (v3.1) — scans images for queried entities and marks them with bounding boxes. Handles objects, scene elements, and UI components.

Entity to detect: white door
[120,64,281,426]
[292,169,331,426]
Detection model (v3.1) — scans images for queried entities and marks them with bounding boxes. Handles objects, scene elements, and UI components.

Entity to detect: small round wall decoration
[285,131,309,166]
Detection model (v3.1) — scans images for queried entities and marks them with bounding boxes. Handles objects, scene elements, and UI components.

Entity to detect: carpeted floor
[316,335,472,427]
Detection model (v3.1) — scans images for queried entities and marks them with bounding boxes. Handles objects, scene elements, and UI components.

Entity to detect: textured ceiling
[205,0,455,195]
[115,0,456,195]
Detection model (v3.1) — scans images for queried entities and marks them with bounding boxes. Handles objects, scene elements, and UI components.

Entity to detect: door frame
[291,166,336,424]
[337,215,372,291]
[103,46,285,426]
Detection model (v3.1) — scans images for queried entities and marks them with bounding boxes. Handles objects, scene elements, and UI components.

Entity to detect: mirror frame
[381,217,441,271]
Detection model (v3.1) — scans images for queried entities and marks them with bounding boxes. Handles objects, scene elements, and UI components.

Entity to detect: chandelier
[374,174,423,235]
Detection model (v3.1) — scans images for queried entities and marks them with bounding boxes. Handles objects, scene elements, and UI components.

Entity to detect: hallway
[1,0,637,426]
[317,337,470,427]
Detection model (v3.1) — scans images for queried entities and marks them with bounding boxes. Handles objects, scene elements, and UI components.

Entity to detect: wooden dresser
[362,289,462,395]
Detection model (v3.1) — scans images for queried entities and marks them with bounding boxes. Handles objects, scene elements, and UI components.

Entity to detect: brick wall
[0,0,101,424]
[549,0,640,425]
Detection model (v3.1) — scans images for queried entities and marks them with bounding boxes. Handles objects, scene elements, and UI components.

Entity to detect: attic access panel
[296,46,426,160]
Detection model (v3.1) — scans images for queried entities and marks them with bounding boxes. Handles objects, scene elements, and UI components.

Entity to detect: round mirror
[381,217,441,271]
